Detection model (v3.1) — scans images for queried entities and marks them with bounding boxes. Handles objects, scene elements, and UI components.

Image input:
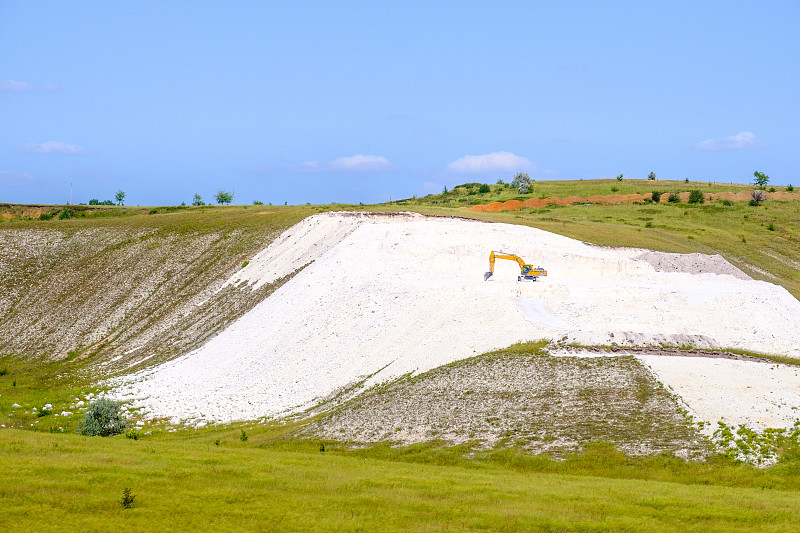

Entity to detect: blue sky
[1,1,798,206]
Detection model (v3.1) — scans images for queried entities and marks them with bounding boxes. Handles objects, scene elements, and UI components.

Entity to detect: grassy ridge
[394,178,794,208]
[4,184,799,301]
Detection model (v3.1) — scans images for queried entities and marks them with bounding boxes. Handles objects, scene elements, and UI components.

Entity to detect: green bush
[511,173,531,194]
[721,199,733,206]
[120,487,135,509]
[787,184,794,192]
[478,184,491,194]
[79,398,128,437]
[688,190,704,204]
[768,187,776,193]
[610,186,619,193]
[667,193,680,203]
[39,213,53,220]
[58,209,72,220]
[767,223,775,231]
[651,191,661,203]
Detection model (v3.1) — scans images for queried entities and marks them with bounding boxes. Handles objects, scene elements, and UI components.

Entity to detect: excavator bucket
[484,271,493,281]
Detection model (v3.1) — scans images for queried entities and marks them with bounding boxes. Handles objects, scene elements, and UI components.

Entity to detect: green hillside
[2,181,800,531]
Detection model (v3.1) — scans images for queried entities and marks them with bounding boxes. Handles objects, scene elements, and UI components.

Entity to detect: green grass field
[3,427,800,532]
[2,181,800,530]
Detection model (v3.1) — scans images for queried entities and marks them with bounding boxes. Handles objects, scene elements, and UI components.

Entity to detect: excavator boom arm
[488,251,526,275]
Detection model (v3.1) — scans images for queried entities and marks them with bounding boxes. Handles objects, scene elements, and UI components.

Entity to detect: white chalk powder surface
[109,213,800,425]
[637,355,800,431]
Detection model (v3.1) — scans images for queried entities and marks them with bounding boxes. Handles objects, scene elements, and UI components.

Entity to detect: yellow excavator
[484,250,547,281]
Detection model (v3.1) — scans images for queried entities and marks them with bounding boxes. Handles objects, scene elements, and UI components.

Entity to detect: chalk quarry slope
[110,212,800,425]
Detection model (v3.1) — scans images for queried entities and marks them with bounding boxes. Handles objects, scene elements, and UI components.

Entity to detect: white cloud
[695,131,765,151]
[293,160,323,173]
[0,170,35,185]
[16,141,85,154]
[291,154,393,173]
[0,80,33,91]
[446,151,534,174]
[329,154,392,171]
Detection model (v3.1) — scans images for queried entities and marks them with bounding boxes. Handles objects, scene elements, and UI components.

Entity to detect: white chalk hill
[111,212,800,425]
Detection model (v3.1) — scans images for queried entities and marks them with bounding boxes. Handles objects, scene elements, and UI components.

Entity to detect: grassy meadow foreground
[4,426,800,532]
[2,179,800,531]
[3,343,800,531]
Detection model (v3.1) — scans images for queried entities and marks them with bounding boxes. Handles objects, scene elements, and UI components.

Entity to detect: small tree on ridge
[754,171,770,189]
[215,190,233,205]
